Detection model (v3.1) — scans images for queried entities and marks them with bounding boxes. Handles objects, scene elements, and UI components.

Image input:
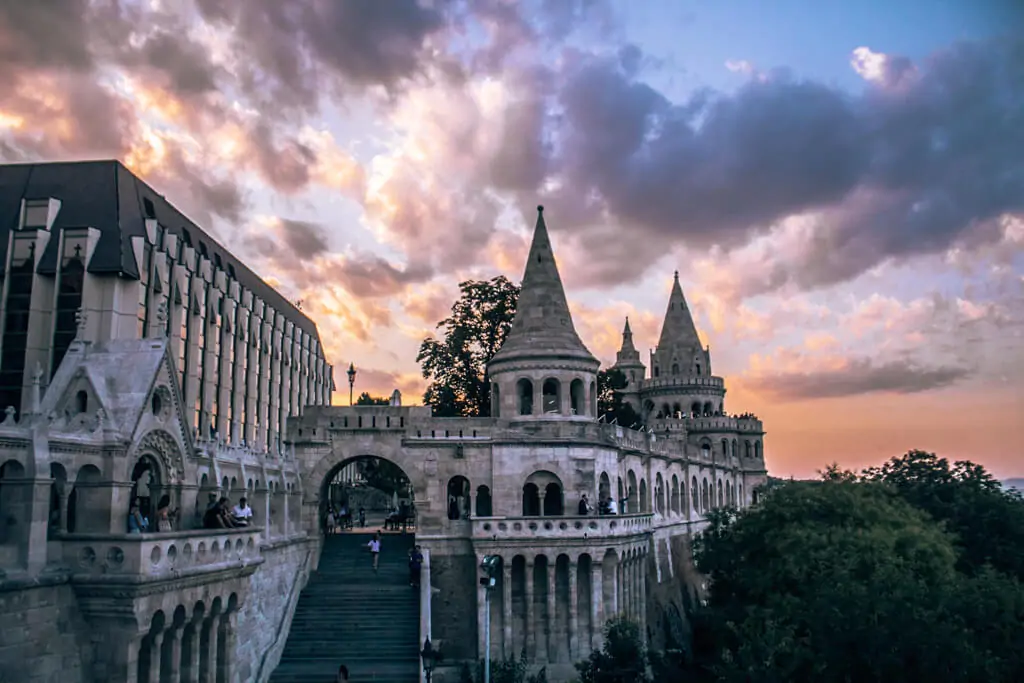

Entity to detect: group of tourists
[203,495,253,529]
[324,504,363,534]
[128,494,178,533]
[127,493,253,533]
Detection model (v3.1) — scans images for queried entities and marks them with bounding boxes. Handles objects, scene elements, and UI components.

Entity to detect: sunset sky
[1,1,1021,479]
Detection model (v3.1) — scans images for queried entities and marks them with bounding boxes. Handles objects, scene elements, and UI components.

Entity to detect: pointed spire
[490,206,597,366]
[620,317,637,352]
[614,315,643,370]
[657,271,703,351]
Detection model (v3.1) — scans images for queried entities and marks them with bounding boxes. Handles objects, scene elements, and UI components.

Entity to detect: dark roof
[0,160,320,342]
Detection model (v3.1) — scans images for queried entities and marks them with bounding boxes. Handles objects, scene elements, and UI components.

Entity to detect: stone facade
[286,207,768,681]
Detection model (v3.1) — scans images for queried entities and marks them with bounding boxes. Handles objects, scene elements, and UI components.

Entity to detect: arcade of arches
[473,546,648,666]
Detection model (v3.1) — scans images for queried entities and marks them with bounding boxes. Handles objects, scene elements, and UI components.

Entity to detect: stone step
[269,535,422,683]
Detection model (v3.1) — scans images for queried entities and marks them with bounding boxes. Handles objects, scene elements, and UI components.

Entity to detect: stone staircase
[270,532,421,683]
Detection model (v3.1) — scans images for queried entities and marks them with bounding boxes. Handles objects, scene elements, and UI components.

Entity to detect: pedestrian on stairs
[367,532,382,573]
[335,664,349,681]
[409,544,424,587]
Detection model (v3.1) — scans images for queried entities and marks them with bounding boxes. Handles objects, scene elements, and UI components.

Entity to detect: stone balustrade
[59,527,263,578]
[639,375,725,389]
[473,513,653,541]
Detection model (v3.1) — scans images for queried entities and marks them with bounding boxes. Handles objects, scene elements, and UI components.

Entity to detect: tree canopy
[596,369,641,427]
[417,276,520,417]
[354,391,390,406]
[687,462,1024,683]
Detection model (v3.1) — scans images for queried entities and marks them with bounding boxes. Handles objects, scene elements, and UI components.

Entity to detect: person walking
[335,664,349,681]
[367,532,382,573]
[408,544,424,587]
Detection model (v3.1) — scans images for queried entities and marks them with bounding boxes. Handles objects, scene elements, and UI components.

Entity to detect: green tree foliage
[574,618,650,683]
[689,478,1024,682]
[461,650,547,683]
[354,391,390,405]
[417,276,520,417]
[863,449,1024,578]
[596,369,641,428]
[354,457,409,497]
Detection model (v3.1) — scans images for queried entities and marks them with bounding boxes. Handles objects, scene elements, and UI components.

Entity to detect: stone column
[166,623,183,683]
[502,563,513,659]
[27,477,53,571]
[476,559,487,665]
[546,562,556,663]
[58,488,70,532]
[149,631,165,683]
[568,561,579,661]
[533,383,542,416]
[216,612,235,683]
[524,560,535,659]
[638,553,648,643]
[538,490,546,517]
[203,616,219,683]
[252,484,270,540]
[184,620,202,683]
[591,563,604,653]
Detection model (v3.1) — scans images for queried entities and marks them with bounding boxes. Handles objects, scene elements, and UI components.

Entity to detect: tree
[354,391,390,406]
[354,457,409,498]
[417,276,520,417]
[863,449,1024,579]
[688,478,1024,682]
[574,618,650,683]
[596,369,641,428]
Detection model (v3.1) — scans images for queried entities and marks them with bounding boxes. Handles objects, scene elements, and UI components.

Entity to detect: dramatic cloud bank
[2,0,1022,476]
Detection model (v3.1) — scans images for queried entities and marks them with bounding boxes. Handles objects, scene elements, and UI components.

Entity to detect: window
[51,239,85,376]
[22,199,51,228]
[0,238,36,411]
[137,242,153,338]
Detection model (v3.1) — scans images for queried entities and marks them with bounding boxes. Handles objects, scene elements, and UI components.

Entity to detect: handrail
[419,549,432,683]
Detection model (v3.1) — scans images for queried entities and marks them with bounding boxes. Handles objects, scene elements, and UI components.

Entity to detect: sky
[1,0,1022,479]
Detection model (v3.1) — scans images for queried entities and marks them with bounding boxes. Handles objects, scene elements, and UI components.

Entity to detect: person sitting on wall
[128,503,147,533]
[233,497,254,526]
[608,498,619,515]
[578,494,591,515]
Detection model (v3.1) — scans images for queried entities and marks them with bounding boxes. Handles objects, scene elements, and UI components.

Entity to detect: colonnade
[136,598,238,683]
[476,546,648,666]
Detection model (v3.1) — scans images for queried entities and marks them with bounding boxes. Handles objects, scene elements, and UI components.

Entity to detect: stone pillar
[538,490,546,517]
[166,623,183,683]
[58,488,70,532]
[27,477,53,571]
[591,563,604,653]
[149,631,165,683]
[568,561,579,661]
[216,613,235,683]
[524,560,535,658]
[252,483,270,540]
[184,620,202,683]
[91,627,144,683]
[546,562,556,662]
[476,559,487,664]
[502,563,513,659]
[282,487,291,536]
[638,553,648,643]
[202,616,219,683]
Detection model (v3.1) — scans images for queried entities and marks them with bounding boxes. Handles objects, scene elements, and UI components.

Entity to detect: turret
[488,206,600,420]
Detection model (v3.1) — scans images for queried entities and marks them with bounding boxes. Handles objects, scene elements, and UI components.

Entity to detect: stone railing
[640,376,725,390]
[472,513,653,541]
[407,419,494,440]
[59,527,262,578]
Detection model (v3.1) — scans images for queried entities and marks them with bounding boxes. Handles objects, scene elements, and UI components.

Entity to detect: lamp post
[420,637,442,683]
[480,555,500,683]
[347,363,357,406]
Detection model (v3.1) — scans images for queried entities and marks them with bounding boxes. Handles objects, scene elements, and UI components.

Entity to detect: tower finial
[674,270,679,281]
[537,204,544,214]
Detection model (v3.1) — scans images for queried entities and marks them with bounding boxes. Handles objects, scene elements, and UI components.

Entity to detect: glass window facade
[51,238,85,377]
[0,237,36,412]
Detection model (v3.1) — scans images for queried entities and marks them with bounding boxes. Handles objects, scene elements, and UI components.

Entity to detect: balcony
[58,527,263,580]
[472,513,653,541]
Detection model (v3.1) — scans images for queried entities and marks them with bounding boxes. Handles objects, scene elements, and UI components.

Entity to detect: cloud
[744,356,969,400]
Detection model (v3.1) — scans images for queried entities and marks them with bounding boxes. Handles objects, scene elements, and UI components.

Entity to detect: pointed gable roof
[614,317,644,369]
[489,206,598,367]
[657,271,703,351]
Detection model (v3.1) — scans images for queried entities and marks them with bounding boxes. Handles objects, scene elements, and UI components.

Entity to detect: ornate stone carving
[134,429,187,485]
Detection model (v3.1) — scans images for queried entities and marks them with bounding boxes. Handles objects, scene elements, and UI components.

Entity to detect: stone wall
[0,578,91,683]
[232,537,314,683]
[428,540,478,662]
[644,531,703,657]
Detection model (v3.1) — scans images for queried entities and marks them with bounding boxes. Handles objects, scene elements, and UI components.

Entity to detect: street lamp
[420,637,442,682]
[480,555,501,683]
[347,363,357,406]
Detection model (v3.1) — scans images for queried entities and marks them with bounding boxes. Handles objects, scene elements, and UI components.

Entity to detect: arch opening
[320,455,414,533]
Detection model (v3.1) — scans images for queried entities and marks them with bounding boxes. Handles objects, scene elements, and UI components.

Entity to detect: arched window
[542,378,560,414]
[690,402,701,416]
[671,363,679,375]
[446,476,470,520]
[543,482,563,516]
[690,477,698,514]
[700,442,711,459]
[655,474,665,514]
[131,456,162,523]
[695,363,701,375]
[701,477,709,513]
[670,475,680,514]
[522,483,540,516]
[626,470,638,512]
[590,380,597,417]
[703,402,713,416]
[755,441,762,459]
[570,379,584,415]
[732,439,738,458]
[475,485,492,517]
[75,390,88,414]
[745,441,752,458]
[639,479,648,513]
[0,460,28,561]
[48,462,67,539]
[491,383,501,418]
[672,403,681,418]
[661,403,671,418]
[517,379,533,416]
[654,366,660,377]
[599,472,611,503]
[717,480,724,507]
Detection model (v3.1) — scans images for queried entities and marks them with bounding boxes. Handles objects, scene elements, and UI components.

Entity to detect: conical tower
[650,271,710,378]
[611,318,646,382]
[488,206,600,420]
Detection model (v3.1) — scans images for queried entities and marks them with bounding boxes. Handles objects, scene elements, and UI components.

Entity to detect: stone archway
[303,446,429,536]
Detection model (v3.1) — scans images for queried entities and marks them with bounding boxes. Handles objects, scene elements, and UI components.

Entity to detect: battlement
[647,415,764,434]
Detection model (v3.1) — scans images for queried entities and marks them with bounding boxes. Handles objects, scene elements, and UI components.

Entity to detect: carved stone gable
[134,429,186,485]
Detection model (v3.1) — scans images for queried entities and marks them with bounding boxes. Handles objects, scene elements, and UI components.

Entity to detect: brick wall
[0,580,91,683]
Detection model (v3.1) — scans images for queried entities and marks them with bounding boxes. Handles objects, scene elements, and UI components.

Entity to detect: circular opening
[246,538,255,551]
[559,522,567,530]
[183,543,194,562]
[79,547,96,568]
[197,542,207,557]
[167,544,178,564]
[211,541,220,557]
[106,546,124,566]
[513,523,522,531]
[483,523,492,532]
[150,545,162,565]
[528,522,538,531]
[498,523,507,531]
[589,522,598,530]
[574,521,583,529]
